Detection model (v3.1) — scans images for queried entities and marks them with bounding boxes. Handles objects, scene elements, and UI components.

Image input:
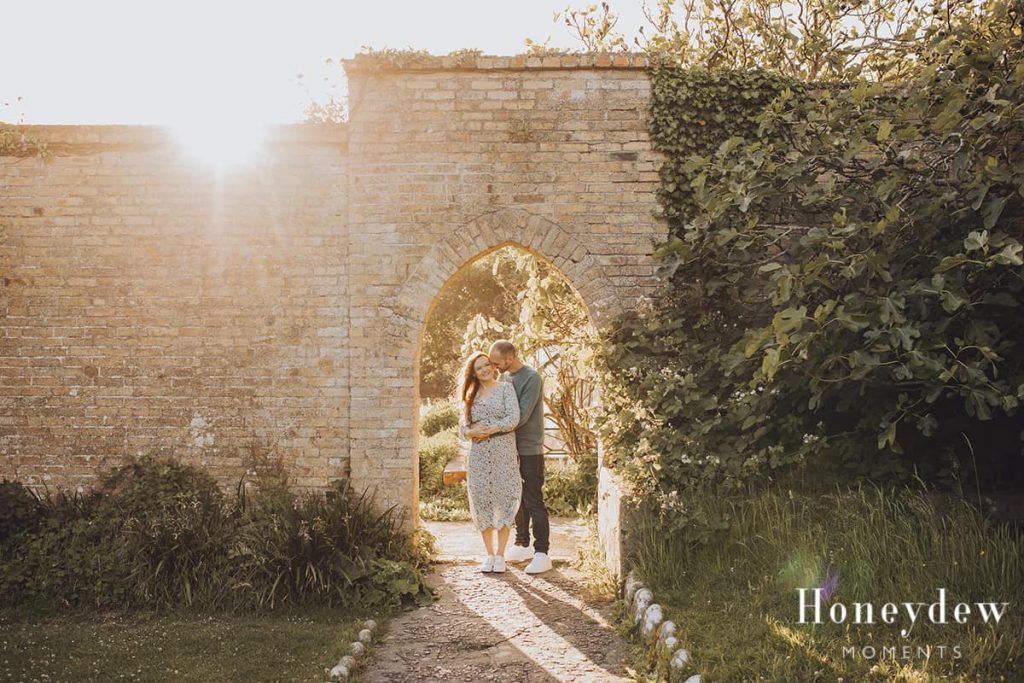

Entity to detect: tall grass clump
[630,485,1023,682]
[233,479,425,609]
[0,454,429,612]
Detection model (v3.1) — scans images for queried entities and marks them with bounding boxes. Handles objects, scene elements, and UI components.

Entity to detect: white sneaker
[480,555,495,573]
[524,552,552,574]
[505,544,533,562]
[492,555,507,573]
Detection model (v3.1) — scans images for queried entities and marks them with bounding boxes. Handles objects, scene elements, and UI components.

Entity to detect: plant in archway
[418,250,530,398]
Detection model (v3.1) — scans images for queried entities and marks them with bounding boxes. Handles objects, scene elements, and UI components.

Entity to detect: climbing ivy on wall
[646,65,798,240]
[595,3,1024,512]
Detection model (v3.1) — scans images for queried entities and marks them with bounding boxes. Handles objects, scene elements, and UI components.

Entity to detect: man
[485,339,551,574]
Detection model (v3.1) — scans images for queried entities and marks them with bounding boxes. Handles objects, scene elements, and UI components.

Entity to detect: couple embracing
[458,340,551,575]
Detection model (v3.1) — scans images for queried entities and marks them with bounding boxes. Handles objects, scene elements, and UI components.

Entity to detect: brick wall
[1,55,666,525]
[1,125,350,489]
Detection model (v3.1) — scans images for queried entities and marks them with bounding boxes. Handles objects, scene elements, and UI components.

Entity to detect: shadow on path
[360,562,627,683]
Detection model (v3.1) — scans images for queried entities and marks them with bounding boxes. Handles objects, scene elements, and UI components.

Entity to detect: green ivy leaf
[981,195,1009,230]
[876,120,893,142]
[935,254,970,272]
[991,242,1023,266]
[964,230,988,252]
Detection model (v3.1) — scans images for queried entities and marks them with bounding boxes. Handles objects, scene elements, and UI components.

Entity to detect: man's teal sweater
[505,364,544,456]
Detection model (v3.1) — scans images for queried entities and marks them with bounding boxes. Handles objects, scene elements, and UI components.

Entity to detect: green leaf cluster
[0,455,430,610]
[597,1,1024,507]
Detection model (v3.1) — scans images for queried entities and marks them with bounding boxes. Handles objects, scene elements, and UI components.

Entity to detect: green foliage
[598,2,1024,509]
[1,609,374,683]
[418,482,472,522]
[233,480,424,609]
[350,46,433,70]
[0,480,43,546]
[636,0,929,81]
[419,398,459,438]
[461,246,600,467]
[419,249,526,398]
[418,428,459,498]
[543,456,598,516]
[630,485,1024,681]
[418,460,596,521]
[0,455,428,611]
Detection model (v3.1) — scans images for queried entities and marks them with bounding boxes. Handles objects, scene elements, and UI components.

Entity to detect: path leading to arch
[361,520,629,683]
[364,518,626,683]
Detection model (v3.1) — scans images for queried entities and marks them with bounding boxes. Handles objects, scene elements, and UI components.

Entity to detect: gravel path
[361,560,628,683]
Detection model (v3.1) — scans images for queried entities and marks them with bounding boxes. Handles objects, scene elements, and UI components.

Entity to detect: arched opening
[413,242,600,561]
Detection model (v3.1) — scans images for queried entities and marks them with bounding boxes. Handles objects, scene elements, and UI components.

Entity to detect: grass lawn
[0,607,380,683]
[626,486,1023,682]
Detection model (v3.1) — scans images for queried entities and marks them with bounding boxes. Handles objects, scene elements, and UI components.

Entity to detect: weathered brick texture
[1,55,666,526]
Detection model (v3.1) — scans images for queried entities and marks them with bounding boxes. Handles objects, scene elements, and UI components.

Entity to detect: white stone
[624,573,642,603]
[358,628,373,643]
[663,636,678,652]
[641,604,664,637]
[363,619,377,631]
[670,648,691,670]
[350,641,365,655]
[683,676,701,683]
[339,656,356,669]
[632,588,653,622]
[657,621,677,644]
[329,663,349,680]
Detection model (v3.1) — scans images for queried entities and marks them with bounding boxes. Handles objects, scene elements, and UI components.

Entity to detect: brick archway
[373,208,623,528]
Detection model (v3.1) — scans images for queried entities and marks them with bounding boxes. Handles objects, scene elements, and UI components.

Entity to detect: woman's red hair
[459,351,490,425]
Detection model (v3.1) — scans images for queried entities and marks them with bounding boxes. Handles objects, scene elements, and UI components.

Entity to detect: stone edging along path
[623,571,702,683]
[325,618,379,680]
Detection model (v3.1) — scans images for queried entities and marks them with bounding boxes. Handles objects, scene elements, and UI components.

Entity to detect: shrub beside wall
[0,456,429,611]
[597,6,1024,513]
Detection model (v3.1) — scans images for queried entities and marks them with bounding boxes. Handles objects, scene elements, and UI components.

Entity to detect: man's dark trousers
[515,454,550,553]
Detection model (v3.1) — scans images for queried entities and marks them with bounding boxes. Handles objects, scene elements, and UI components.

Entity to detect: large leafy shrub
[597,1,1023,508]
[232,479,424,609]
[0,455,428,610]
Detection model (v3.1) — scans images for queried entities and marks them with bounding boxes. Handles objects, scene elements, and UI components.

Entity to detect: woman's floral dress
[460,381,522,531]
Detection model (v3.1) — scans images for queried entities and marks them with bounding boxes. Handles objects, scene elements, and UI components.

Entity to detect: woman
[458,351,521,573]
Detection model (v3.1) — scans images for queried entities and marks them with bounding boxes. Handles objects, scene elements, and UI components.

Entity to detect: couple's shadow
[470,562,623,677]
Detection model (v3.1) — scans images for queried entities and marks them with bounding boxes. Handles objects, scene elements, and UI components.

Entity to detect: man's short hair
[489,339,517,358]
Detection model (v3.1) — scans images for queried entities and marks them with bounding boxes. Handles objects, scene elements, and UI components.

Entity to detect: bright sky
[1,0,650,126]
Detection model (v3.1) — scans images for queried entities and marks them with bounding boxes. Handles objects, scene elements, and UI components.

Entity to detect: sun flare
[172,115,270,168]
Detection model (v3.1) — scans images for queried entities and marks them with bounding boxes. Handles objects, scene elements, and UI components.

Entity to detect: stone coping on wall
[342,52,650,73]
[2,123,348,155]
